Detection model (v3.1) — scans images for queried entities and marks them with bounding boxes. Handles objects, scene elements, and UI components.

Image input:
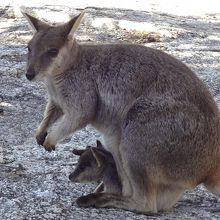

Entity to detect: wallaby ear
[96,140,104,149]
[63,10,85,39]
[91,148,106,167]
[72,149,86,156]
[22,12,49,32]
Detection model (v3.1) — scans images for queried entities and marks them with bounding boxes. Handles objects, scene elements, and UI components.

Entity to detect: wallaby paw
[76,194,96,207]
[43,136,56,152]
[36,131,48,146]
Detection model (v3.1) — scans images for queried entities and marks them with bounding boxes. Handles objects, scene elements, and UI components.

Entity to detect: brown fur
[204,165,220,196]
[23,11,220,213]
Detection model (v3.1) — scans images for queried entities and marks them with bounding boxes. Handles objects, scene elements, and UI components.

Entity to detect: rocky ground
[0,1,220,219]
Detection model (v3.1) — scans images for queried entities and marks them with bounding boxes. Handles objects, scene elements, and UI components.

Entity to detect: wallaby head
[22,11,85,81]
[69,140,112,183]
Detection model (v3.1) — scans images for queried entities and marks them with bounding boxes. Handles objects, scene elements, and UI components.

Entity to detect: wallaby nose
[69,173,74,181]
[26,67,36,81]
[69,173,77,182]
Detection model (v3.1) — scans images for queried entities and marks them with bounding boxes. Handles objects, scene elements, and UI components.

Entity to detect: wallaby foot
[76,184,185,213]
[76,192,151,213]
[205,166,220,197]
[76,193,128,208]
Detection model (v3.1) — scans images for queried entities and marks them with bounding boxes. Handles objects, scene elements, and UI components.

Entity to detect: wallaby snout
[69,172,79,182]
[26,66,36,81]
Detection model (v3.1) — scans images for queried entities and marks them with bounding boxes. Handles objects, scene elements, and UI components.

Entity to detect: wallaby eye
[47,48,58,57]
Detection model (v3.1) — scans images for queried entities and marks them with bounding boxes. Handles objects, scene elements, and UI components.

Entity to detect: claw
[36,132,48,146]
[44,144,55,152]
[45,146,52,152]
[42,134,56,152]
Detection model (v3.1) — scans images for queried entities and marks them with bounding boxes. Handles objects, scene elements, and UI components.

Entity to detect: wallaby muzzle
[69,172,78,182]
[26,66,36,81]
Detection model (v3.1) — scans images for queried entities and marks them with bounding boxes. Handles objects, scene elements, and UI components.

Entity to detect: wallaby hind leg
[156,184,184,211]
[204,166,220,197]
[120,148,184,212]
[76,192,156,214]
[119,152,158,212]
[116,109,185,213]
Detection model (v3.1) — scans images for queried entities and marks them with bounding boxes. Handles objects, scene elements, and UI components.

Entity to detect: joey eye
[47,48,58,57]
[79,165,86,171]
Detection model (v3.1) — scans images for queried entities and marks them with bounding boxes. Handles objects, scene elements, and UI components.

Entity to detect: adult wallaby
[69,140,122,195]
[23,10,220,213]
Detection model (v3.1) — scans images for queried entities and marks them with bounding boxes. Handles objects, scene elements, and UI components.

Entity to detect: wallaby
[69,140,122,195]
[23,10,220,213]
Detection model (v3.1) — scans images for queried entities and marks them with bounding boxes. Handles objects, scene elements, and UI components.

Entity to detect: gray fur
[69,141,122,195]
[24,12,220,213]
